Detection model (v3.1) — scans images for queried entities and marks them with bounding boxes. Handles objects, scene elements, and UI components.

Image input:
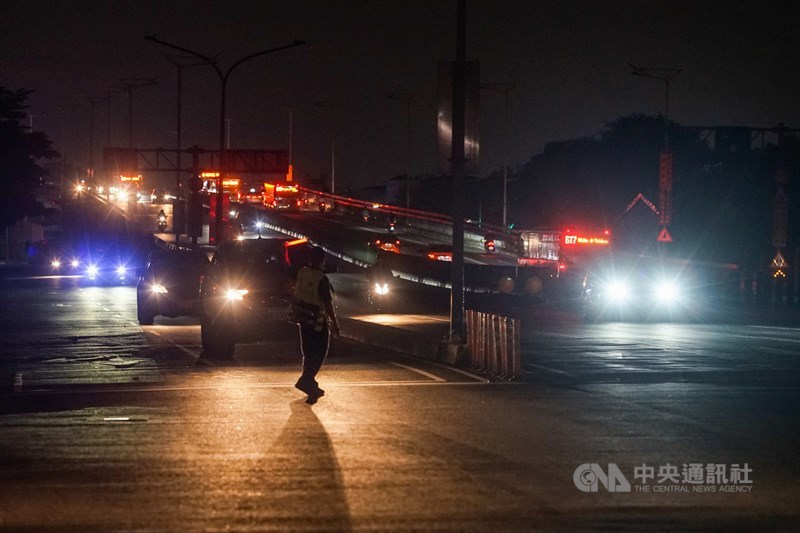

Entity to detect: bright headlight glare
[51,259,61,269]
[70,259,80,268]
[87,265,98,277]
[116,266,127,276]
[151,283,168,295]
[656,281,679,302]
[225,288,248,301]
[374,282,389,295]
[608,281,630,301]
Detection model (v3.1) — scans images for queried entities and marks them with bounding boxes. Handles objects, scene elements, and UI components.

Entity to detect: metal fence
[465,309,522,380]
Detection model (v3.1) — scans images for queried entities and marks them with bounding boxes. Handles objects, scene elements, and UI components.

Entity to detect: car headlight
[116,265,128,276]
[70,259,80,268]
[607,280,630,302]
[151,283,168,295]
[51,259,62,269]
[655,281,680,303]
[225,288,249,301]
[87,264,98,278]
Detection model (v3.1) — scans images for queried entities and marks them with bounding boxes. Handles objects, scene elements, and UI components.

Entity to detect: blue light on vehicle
[116,265,127,276]
[87,264,99,278]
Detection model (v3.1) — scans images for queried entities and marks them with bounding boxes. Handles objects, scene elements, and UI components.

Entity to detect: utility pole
[629,63,681,244]
[145,34,305,242]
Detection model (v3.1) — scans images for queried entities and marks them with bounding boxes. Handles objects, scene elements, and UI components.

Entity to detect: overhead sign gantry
[104,146,289,243]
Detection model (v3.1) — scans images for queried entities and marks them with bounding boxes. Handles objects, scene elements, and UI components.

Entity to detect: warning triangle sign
[771,251,788,268]
[657,227,673,243]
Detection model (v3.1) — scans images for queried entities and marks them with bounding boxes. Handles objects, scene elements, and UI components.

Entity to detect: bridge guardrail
[465,309,522,380]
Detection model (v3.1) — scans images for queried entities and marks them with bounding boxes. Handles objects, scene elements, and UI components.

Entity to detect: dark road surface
[1,266,799,530]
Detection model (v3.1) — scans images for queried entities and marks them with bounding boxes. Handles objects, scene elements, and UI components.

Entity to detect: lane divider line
[389,362,445,382]
[17,380,521,396]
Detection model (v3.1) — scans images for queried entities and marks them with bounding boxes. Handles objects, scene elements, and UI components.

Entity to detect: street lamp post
[145,34,305,241]
[280,106,294,181]
[167,56,207,192]
[315,101,339,195]
[629,63,682,243]
[629,64,681,149]
[387,91,415,208]
[286,107,293,173]
[481,83,516,227]
[118,78,158,148]
[88,96,109,181]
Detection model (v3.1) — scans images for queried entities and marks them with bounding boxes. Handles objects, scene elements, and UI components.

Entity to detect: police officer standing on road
[292,246,340,403]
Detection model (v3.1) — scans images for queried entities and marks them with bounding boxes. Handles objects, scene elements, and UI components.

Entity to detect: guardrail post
[500,316,509,377]
[465,309,522,380]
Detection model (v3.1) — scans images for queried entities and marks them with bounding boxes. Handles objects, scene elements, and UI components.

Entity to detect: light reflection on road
[522,320,800,385]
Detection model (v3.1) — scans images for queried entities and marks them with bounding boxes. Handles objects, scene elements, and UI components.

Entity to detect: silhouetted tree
[0,86,58,229]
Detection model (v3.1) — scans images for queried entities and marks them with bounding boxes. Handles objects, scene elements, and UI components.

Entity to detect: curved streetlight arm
[224,39,306,84]
[145,34,222,80]
[145,34,306,242]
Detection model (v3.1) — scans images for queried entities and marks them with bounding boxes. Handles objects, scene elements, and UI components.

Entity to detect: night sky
[2,0,799,191]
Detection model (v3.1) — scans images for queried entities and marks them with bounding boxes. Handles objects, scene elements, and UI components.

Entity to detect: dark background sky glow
[2,0,799,190]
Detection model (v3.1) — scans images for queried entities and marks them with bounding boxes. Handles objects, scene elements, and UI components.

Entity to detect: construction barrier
[465,309,522,380]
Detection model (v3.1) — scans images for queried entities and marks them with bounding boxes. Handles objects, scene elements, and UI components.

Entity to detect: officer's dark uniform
[293,254,338,400]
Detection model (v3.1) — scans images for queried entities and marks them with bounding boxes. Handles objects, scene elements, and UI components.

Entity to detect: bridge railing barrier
[465,309,521,380]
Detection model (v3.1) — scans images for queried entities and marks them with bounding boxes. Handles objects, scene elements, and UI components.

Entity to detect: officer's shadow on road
[259,399,352,530]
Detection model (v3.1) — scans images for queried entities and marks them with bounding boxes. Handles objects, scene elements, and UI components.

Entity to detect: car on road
[581,254,711,322]
[136,248,211,324]
[425,243,453,262]
[26,239,83,273]
[368,233,401,254]
[79,241,147,286]
[147,188,175,203]
[199,238,311,358]
[241,185,265,204]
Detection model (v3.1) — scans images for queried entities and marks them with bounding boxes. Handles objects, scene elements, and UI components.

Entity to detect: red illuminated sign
[561,230,611,246]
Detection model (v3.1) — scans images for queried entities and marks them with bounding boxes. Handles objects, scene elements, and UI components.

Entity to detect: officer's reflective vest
[293,266,327,330]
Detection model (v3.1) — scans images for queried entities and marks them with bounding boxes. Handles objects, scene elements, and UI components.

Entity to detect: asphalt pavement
[2,261,800,530]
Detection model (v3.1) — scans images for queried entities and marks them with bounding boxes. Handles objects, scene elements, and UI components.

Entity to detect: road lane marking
[15,380,521,396]
[427,361,488,382]
[389,362,445,382]
[526,363,573,377]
